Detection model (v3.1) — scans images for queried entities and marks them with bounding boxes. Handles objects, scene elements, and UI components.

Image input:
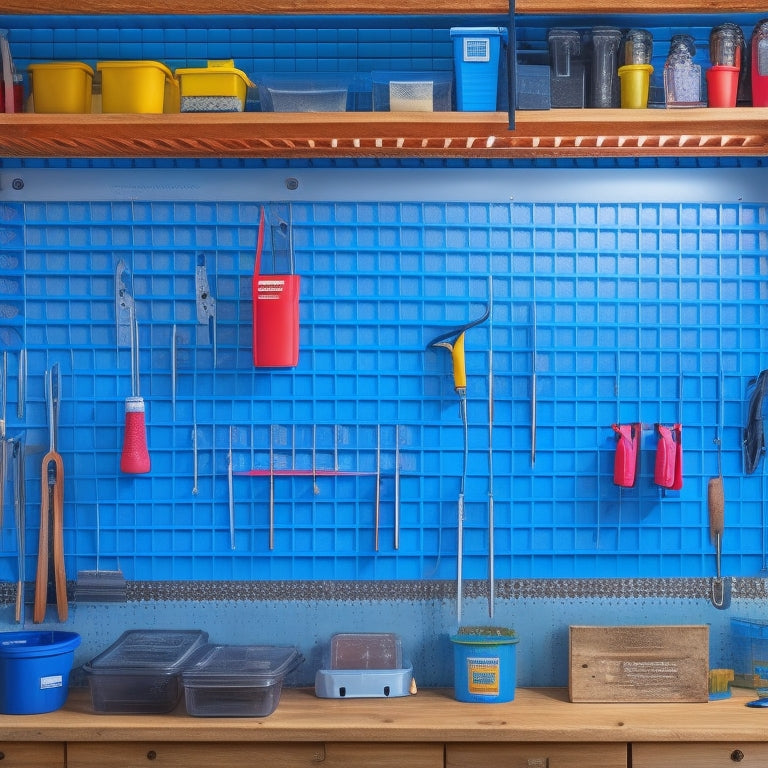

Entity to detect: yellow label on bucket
[466,655,500,696]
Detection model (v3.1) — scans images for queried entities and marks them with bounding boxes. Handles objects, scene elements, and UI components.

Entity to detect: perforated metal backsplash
[1,183,766,583]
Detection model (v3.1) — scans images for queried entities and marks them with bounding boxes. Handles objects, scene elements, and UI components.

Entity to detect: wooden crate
[569,625,709,703]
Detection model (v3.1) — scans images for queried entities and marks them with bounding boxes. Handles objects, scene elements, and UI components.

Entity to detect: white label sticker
[40,675,63,690]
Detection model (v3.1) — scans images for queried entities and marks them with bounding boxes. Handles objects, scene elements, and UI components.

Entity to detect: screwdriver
[120,313,150,474]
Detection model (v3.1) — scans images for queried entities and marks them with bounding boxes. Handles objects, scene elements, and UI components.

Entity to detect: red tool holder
[612,422,640,488]
[655,423,683,490]
[252,206,300,368]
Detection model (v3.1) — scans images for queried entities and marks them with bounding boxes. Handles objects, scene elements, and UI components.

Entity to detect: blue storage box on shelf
[450,26,508,110]
[371,71,452,112]
[730,618,768,691]
[516,62,551,110]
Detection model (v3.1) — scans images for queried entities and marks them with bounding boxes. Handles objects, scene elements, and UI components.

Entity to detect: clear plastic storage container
[182,644,303,717]
[256,73,351,112]
[371,71,452,111]
[83,629,208,713]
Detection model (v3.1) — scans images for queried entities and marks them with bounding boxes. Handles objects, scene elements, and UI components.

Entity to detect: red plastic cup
[706,65,740,107]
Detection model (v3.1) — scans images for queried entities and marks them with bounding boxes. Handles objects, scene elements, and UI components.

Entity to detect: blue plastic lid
[450,27,508,41]
[450,629,518,645]
[0,631,81,658]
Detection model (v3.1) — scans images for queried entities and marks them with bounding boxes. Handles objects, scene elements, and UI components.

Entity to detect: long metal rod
[13,438,25,623]
[171,324,177,420]
[374,424,381,552]
[192,343,198,496]
[394,425,400,551]
[457,392,468,626]
[228,427,235,550]
[488,278,495,618]
[269,426,275,550]
[16,348,26,421]
[531,299,537,467]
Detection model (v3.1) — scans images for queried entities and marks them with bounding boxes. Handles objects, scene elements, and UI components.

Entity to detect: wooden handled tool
[34,365,67,623]
[708,366,730,610]
[708,476,724,544]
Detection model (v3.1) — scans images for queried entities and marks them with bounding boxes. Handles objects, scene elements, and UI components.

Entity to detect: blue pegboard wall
[0,10,767,584]
[1,193,767,583]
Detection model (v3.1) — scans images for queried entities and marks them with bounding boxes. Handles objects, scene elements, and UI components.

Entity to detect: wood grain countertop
[1,687,767,743]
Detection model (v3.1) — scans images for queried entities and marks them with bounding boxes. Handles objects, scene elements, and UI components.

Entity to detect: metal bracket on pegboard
[508,0,516,130]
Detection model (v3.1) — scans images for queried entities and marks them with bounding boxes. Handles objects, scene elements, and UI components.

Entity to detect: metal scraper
[195,252,217,365]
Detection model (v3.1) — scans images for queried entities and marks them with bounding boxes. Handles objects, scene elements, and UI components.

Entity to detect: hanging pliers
[428,303,490,624]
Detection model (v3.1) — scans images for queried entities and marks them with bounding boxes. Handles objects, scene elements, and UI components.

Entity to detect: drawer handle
[731,749,745,762]
[147,750,158,761]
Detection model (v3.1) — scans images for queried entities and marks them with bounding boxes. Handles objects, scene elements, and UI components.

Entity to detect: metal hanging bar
[507,0,517,130]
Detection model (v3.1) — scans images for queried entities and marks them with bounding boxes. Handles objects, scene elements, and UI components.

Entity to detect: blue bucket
[0,631,81,714]
[450,630,518,703]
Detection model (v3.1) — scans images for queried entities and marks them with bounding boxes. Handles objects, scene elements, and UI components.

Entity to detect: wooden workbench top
[1,687,767,744]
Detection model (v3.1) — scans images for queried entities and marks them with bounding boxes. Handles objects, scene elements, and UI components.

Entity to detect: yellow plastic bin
[175,60,253,112]
[27,62,94,113]
[97,60,178,114]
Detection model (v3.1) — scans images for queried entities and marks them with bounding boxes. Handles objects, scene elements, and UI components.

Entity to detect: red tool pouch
[671,423,683,490]
[252,207,300,368]
[612,423,639,487]
[654,423,676,489]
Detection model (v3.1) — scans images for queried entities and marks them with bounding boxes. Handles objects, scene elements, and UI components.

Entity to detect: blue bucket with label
[450,629,518,703]
[0,631,81,714]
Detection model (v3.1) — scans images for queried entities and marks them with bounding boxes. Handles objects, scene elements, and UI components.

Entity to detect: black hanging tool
[744,369,768,475]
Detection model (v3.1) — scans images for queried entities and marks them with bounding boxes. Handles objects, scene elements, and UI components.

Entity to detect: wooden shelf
[2,109,767,159]
[3,3,766,159]
[0,0,764,15]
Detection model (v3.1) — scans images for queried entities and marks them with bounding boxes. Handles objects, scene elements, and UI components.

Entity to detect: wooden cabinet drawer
[67,741,444,768]
[633,742,768,767]
[323,743,443,767]
[446,742,627,768]
[0,742,65,768]
[67,742,325,768]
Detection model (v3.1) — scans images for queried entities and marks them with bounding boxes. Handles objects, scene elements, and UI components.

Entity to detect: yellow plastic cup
[618,63,654,108]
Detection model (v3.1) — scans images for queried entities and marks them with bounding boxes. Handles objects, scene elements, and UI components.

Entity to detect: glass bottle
[591,27,622,108]
[664,34,703,107]
[751,19,768,106]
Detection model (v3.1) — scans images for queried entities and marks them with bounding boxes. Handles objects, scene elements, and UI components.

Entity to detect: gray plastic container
[83,629,208,714]
[182,644,303,717]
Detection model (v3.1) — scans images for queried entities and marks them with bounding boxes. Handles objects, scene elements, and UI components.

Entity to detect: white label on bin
[463,38,491,62]
[40,675,63,690]
[466,656,500,696]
